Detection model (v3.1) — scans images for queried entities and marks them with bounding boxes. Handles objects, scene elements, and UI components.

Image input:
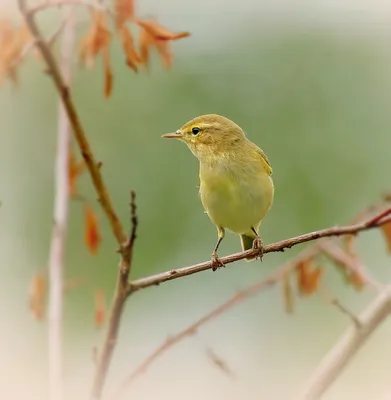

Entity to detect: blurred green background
[1,0,391,399]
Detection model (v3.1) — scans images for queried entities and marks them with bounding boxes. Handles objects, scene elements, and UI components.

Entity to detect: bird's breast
[199,161,274,234]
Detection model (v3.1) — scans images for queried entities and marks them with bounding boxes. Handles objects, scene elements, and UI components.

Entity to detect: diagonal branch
[297,285,391,400]
[18,0,127,246]
[128,209,391,292]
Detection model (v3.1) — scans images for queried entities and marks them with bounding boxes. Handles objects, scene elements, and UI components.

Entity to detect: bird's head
[162,114,246,160]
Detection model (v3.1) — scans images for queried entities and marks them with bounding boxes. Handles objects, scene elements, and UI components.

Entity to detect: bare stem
[298,285,391,400]
[47,8,76,400]
[128,210,391,292]
[91,191,138,399]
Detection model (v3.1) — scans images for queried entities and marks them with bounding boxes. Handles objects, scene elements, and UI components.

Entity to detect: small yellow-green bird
[162,114,274,267]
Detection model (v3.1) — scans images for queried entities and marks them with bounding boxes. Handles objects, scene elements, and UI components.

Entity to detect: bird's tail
[240,231,257,262]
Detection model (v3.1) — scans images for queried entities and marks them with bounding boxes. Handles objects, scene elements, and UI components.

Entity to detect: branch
[129,209,391,292]
[91,191,138,399]
[18,0,127,246]
[115,207,391,395]
[15,11,70,67]
[47,8,76,400]
[115,246,320,396]
[298,285,391,400]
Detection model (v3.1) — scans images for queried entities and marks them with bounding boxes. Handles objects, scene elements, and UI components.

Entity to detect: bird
[162,114,274,269]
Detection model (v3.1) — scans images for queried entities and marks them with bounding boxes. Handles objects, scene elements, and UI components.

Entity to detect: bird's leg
[211,227,225,271]
[251,227,264,261]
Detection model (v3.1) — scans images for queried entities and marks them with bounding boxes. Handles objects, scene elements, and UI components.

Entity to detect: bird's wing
[258,148,272,175]
[250,143,272,176]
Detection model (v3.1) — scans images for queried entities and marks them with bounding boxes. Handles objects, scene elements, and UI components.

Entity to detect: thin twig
[128,210,391,292]
[15,12,70,67]
[318,287,361,328]
[91,191,138,399]
[47,8,76,400]
[298,285,391,400]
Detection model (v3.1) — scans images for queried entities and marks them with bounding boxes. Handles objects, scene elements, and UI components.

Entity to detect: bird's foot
[252,237,264,261]
[211,252,225,271]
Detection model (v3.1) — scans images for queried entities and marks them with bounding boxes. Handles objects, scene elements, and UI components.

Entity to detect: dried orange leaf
[102,46,112,98]
[155,40,172,69]
[0,21,30,86]
[323,244,366,291]
[296,259,322,296]
[306,266,323,295]
[94,289,106,328]
[120,26,140,72]
[28,272,47,321]
[349,271,365,292]
[79,11,111,70]
[84,204,101,254]
[296,259,311,295]
[381,220,391,253]
[68,148,85,197]
[344,234,357,258]
[115,0,135,28]
[136,19,190,41]
[139,27,154,68]
[282,271,294,313]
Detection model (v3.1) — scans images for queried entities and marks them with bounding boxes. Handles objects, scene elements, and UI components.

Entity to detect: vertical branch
[91,191,138,400]
[47,9,76,400]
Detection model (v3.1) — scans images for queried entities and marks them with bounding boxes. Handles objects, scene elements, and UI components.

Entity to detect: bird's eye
[192,127,200,135]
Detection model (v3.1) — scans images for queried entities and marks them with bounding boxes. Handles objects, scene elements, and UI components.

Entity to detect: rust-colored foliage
[155,40,172,69]
[348,271,365,291]
[137,19,189,69]
[136,19,190,41]
[68,148,85,197]
[344,234,357,258]
[102,46,112,98]
[115,0,135,28]
[139,27,154,67]
[296,259,323,296]
[380,220,391,253]
[120,26,140,72]
[282,271,294,313]
[325,246,365,291]
[28,272,47,321]
[79,10,112,96]
[0,20,30,86]
[94,289,106,328]
[84,203,101,254]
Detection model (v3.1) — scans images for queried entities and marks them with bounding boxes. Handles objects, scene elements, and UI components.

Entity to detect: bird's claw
[211,252,225,271]
[252,237,264,261]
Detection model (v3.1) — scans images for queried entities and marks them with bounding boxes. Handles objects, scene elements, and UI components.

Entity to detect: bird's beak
[162,130,183,139]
